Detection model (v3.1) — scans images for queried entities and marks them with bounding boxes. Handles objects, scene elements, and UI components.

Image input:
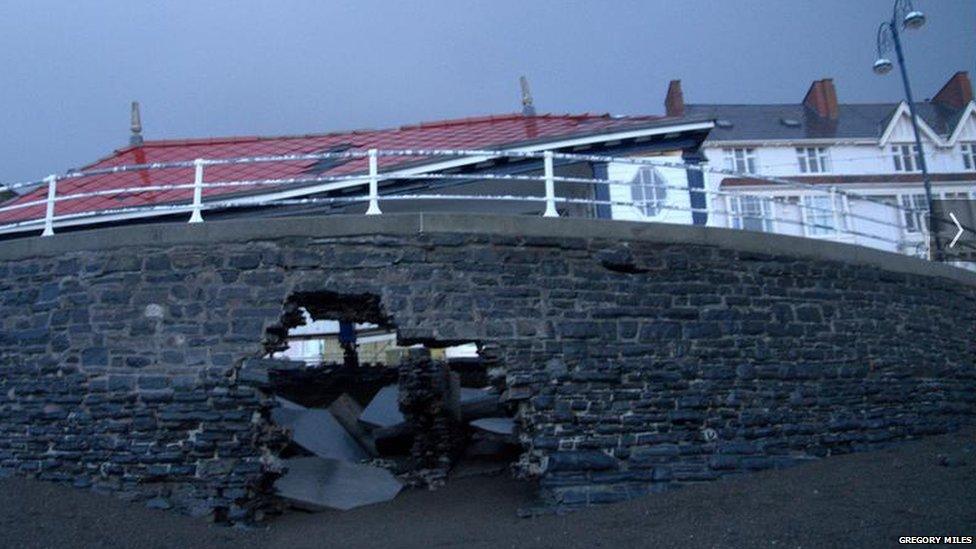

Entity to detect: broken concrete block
[272,398,368,462]
[359,385,405,429]
[275,457,402,511]
[460,387,502,421]
[328,394,377,457]
[470,417,515,436]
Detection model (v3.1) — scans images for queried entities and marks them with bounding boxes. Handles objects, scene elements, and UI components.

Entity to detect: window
[796,147,831,173]
[891,144,921,172]
[723,148,757,174]
[630,166,668,217]
[802,195,844,236]
[962,143,976,171]
[730,196,771,232]
[899,193,928,233]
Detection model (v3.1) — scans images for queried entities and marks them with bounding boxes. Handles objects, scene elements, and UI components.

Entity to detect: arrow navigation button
[948,212,964,249]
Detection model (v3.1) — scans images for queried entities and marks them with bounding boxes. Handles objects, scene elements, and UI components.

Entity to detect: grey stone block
[275,457,402,511]
[358,385,404,429]
[272,398,368,463]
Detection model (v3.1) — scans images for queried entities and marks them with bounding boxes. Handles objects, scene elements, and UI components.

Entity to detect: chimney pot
[932,71,973,110]
[519,76,536,116]
[803,79,839,120]
[665,79,684,117]
[129,101,144,146]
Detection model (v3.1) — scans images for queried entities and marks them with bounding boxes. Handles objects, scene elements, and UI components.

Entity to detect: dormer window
[962,143,976,171]
[630,166,668,217]
[796,147,831,173]
[723,148,757,174]
[891,144,921,172]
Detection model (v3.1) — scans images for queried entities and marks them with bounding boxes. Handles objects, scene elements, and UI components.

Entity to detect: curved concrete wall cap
[1,213,974,287]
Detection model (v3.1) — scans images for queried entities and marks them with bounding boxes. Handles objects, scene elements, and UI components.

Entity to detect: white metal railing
[0,148,955,259]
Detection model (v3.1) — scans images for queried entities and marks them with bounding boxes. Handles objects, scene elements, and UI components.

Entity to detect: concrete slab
[470,417,515,436]
[460,388,501,421]
[359,385,404,429]
[272,398,368,462]
[275,457,402,511]
[328,394,377,456]
[460,387,496,404]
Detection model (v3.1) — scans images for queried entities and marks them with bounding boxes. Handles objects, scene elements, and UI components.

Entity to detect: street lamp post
[873,0,943,259]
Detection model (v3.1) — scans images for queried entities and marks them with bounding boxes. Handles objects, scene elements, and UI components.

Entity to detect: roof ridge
[396,112,632,130]
[112,112,664,154]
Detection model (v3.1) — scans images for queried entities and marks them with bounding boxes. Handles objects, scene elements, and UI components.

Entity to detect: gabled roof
[0,112,707,227]
[686,101,971,143]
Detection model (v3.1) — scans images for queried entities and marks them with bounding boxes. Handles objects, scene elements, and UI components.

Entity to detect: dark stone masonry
[0,214,974,518]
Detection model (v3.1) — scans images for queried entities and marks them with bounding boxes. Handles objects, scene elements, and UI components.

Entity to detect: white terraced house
[615,71,976,259]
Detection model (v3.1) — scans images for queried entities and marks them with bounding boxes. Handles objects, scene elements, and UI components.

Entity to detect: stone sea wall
[0,214,973,516]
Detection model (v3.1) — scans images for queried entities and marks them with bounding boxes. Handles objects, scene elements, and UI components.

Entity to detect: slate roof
[685,101,967,142]
[0,112,690,226]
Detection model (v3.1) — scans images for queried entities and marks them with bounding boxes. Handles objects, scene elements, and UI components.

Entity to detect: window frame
[899,193,928,234]
[891,144,921,172]
[796,147,831,174]
[630,166,668,217]
[723,147,758,174]
[962,143,976,171]
[801,194,846,237]
[729,195,772,233]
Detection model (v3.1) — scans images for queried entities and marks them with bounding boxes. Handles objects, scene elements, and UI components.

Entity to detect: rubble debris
[466,417,520,461]
[459,387,502,421]
[275,457,402,511]
[271,397,369,462]
[359,383,497,427]
[470,417,515,437]
[258,293,523,510]
[398,349,465,477]
[328,394,378,456]
[359,385,405,429]
[269,363,397,409]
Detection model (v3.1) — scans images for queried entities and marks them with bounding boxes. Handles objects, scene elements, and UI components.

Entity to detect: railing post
[542,150,558,218]
[189,158,204,223]
[701,166,710,225]
[829,186,841,236]
[41,175,57,237]
[365,149,381,215]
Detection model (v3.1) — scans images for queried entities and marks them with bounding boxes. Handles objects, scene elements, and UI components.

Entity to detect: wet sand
[1,428,973,549]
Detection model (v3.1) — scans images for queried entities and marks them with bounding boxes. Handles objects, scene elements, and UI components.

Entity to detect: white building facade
[611,72,976,260]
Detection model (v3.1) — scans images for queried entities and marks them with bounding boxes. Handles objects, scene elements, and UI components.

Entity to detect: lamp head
[903,10,925,29]
[873,58,894,75]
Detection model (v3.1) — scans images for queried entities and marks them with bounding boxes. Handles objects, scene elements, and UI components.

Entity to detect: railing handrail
[0,148,951,215]
[0,148,967,261]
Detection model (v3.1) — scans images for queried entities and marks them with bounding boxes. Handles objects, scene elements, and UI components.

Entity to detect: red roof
[0,112,671,226]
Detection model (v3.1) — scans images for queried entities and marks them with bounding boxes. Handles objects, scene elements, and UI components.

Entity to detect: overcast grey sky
[0,0,973,184]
